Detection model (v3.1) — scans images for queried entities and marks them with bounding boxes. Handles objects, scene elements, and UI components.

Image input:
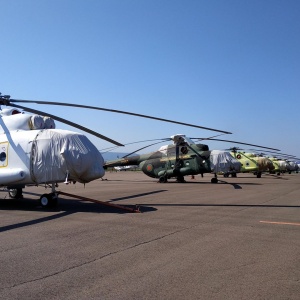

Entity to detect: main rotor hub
[0,93,11,106]
[171,134,186,145]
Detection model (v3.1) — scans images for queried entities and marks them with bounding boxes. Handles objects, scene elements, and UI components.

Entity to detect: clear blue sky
[1,0,299,157]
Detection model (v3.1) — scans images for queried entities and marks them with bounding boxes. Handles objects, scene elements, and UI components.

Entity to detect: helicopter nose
[31,129,105,184]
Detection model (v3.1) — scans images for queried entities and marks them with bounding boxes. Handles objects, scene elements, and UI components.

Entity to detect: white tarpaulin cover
[31,129,105,184]
[209,150,241,173]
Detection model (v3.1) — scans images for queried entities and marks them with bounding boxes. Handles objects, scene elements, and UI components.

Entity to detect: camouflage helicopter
[188,138,284,178]
[261,152,300,175]
[224,150,299,177]
[104,135,279,183]
[229,148,275,178]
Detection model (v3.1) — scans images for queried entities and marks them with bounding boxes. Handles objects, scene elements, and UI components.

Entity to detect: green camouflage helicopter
[261,152,299,175]
[230,149,299,177]
[191,138,284,178]
[229,148,275,178]
[105,135,212,183]
[104,135,280,183]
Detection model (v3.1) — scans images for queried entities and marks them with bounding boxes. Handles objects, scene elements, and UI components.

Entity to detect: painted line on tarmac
[260,221,300,226]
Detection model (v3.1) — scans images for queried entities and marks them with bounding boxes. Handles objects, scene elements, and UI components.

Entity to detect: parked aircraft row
[0,93,298,208]
[0,93,232,207]
[104,134,299,183]
[225,149,299,177]
[110,154,299,179]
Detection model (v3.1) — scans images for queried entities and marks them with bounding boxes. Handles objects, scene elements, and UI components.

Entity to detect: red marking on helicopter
[146,164,153,172]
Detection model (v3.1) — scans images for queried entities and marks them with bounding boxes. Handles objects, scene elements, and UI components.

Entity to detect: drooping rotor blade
[248,149,296,157]
[270,154,298,160]
[101,137,171,152]
[193,133,228,142]
[9,103,124,146]
[190,138,280,151]
[123,140,171,158]
[7,98,232,134]
[252,153,297,160]
[278,157,300,161]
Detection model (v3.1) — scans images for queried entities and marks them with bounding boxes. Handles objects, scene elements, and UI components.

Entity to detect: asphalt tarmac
[1,171,300,300]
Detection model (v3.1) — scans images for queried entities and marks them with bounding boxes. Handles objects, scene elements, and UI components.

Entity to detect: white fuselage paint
[0,113,105,187]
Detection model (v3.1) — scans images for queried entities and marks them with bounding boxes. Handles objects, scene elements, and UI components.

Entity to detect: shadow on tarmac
[0,211,73,233]
[0,188,158,215]
[0,195,157,233]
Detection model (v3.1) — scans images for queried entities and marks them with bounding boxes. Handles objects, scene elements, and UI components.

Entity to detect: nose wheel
[158,175,168,183]
[39,193,58,208]
[8,188,23,199]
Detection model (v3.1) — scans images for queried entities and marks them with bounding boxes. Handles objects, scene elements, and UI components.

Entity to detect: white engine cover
[210,150,241,173]
[0,128,105,186]
[31,129,105,183]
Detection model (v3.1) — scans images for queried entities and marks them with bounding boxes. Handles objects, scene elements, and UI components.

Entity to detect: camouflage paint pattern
[104,143,212,179]
[231,151,275,173]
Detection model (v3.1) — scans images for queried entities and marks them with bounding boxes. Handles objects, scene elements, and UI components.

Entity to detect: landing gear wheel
[211,178,218,184]
[176,176,186,183]
[256,172,262,178]
[39,193,58,208]
[158,176,167,183]
[9,188,23,199]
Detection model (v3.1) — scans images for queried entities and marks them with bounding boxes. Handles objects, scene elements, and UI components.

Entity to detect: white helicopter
[0,93,232,208]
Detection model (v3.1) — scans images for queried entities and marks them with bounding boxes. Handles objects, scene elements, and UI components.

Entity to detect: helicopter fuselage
[105,143,212,180]
[0,113,105,189]
[231,151,274,174]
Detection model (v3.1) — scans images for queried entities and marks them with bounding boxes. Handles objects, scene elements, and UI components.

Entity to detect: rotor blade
[192,133,228,142]
[262,154,296,158]
[101,137,171,152]
[271,155,298,159]
[8,98,232,134]
[9,103,124,146]
[190,138,280,151]
[247,149,296,157]
[123,140,170,158]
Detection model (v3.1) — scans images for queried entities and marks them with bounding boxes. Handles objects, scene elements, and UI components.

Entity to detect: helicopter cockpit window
[181,146,188,154]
